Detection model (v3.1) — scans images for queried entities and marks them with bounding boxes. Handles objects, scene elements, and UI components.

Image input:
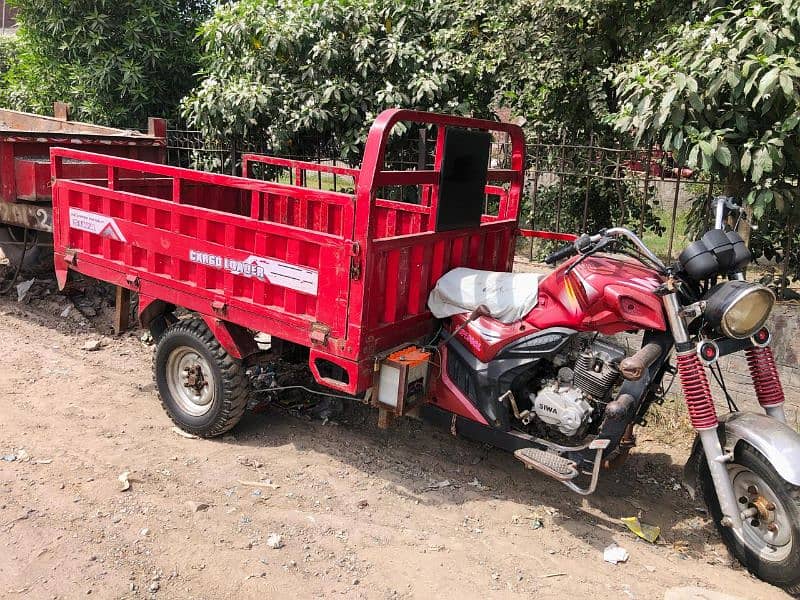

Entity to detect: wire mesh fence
[165,127,797,291]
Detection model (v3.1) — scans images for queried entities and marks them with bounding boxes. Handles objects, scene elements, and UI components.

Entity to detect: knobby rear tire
[153,317,249,438]
[701,441,800,595]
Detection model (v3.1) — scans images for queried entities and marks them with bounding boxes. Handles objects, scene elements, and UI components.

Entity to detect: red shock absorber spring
[676,352,718,430]
[745,346,785,407]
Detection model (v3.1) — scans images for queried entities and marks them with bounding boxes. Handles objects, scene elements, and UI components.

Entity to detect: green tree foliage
[611,0,800,218]
[185,0,694,154]
[0,36,19,107]
[5,1,213,125]
[0,36,17,76]
[445,0,695,138]
[182,0,493,162]
[611,0,800,280]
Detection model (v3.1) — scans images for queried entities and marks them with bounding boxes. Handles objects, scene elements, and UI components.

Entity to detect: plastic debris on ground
[16,278,35,302]
[171,426,198,440]
[603,543,630,564]
[621,516,661,543]
[422,480,452,492]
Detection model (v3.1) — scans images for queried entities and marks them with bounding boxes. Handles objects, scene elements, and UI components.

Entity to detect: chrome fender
[684,411,800,498]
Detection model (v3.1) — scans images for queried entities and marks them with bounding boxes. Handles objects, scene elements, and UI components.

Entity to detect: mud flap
[199,315,259,360]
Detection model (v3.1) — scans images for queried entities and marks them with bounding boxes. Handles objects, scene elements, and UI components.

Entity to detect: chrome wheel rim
[730,464,793,562]
[166,347,216,417]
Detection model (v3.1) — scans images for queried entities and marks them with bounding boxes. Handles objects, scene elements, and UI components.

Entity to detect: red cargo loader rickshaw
[47,110,800,593]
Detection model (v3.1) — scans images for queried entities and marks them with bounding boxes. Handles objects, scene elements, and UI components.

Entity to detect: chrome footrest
[514,447,579,481]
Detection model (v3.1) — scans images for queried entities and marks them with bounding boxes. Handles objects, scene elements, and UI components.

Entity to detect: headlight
[703,281,775,339]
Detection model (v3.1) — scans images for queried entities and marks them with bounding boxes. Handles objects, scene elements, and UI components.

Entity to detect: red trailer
[0,105,165,270]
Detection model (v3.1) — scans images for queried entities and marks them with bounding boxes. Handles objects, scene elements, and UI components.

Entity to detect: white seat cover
[427,267,542,324]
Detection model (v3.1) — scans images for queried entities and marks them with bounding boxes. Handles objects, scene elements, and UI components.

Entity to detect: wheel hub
[183,364,208,394]
[165,347,217,417]
[731,466,792,558]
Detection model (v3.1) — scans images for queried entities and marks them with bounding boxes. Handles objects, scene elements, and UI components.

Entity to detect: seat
[427,268,542,324]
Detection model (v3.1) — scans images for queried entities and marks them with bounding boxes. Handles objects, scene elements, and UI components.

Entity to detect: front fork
[663,291,744,529]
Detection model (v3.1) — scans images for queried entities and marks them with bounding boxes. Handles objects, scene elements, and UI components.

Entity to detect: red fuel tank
[527,254,666,334]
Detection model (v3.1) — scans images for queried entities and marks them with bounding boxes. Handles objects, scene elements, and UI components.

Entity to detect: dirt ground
[0,280,793,600]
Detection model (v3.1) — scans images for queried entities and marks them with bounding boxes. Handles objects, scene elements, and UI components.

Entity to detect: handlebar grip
[544,243,577,265]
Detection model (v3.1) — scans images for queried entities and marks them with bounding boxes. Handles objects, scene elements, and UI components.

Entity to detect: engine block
[532,383,593,436]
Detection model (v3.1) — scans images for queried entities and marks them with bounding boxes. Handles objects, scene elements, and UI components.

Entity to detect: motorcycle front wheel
[701,441,800,594]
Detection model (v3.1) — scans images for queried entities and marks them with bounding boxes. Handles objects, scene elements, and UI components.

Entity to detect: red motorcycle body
[431,253,668,426]
[447,254,666,365]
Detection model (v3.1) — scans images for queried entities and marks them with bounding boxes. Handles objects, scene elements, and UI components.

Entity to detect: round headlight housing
[703,281,775,339]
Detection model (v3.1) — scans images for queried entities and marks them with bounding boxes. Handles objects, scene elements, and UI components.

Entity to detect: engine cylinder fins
[573,349,621,399]
[514,447,579,481]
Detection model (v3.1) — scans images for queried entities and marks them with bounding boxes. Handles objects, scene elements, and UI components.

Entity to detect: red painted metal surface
[450,314,539,364]
[429,345,490,425]
[51,109,526,395]
[517,228,577,242]
[0,108,165,208]
[528,254,666,334]
[745,346,785,408]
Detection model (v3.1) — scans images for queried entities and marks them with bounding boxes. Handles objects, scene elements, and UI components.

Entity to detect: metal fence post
[556,132,565,232]
[639,144,652,237]
[704,174,715,232]
[667,162,683,259]
[582,134,594,232]
[417,128,427,171]
[528,133,542,260]
[614,142,624,223]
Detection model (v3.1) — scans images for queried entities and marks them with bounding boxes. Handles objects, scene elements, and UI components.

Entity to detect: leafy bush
[181,0,494,163]
[611,0,800,282]
[5,1,212,126]
[448,0,695,138]
[0,35,20,107]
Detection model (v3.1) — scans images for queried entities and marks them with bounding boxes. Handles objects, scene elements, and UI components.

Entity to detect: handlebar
[542,227,667,272]
[544,243,578,265]
[544,233,596,265]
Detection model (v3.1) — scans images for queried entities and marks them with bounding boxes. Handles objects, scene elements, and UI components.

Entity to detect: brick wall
[706,304,800,426]
[616,304,800,428]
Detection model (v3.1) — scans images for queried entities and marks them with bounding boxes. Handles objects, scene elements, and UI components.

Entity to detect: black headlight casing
[703,280,775,339]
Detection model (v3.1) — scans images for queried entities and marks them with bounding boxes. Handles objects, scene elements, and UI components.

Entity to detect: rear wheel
[701,442,800,594]
[154,317,249,437]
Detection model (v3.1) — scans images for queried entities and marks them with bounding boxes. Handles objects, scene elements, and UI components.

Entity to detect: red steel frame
[0,110,166,232]
[50,109,558,394]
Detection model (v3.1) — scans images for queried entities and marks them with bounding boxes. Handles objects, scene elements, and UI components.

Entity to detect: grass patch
[642,207,690,260]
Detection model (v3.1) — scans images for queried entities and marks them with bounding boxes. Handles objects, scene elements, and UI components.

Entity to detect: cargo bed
[50,110,525,393]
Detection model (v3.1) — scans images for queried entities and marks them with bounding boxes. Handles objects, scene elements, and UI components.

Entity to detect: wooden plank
[114,286,131,335]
